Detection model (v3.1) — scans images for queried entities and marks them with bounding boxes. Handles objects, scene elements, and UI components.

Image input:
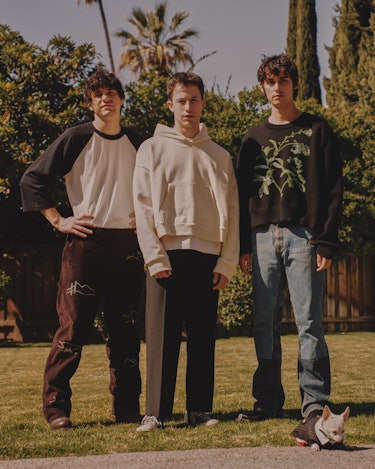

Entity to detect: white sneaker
[136,415,163,432]
[184,411,219,427]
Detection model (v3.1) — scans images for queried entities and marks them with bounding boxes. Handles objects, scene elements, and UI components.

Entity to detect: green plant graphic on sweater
[254,129,312,197]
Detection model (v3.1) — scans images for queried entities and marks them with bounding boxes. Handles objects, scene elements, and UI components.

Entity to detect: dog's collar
[314,418,331,446]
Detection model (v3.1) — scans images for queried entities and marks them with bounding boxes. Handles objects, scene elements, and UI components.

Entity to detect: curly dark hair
[167,72,205,100]
[84,69,125,103]
[257,54,299,99]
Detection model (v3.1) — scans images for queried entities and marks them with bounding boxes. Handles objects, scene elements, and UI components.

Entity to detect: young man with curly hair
[20,69,145,430]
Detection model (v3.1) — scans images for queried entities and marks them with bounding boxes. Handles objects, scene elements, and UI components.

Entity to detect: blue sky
[2,0,338,102]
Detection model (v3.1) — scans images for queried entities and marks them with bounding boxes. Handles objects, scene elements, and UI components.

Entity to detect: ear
[322,405,330,421]
[258,83,265,95]
[167,100,173,112]
[342,406,350,421]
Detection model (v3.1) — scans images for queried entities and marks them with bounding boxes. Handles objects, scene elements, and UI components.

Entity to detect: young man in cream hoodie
[133,72,239,431]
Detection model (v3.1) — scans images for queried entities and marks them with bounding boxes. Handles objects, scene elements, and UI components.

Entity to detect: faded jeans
[251,224,331,418]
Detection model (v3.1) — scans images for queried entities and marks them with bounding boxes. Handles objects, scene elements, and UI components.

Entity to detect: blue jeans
[251,224,331,418]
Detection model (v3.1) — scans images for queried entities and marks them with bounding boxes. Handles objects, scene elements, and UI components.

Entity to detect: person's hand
[56,215,96,237]
[316,254,332,272]
[239,253,251,275]
[153,269,172,279]
[213,272,228,290]
[41,208,95,237]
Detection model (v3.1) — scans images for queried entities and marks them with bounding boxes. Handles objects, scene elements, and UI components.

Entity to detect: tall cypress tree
[286,0,321,103]
[286,0,298,59]
[357,2,375,109]
[324,0,373,109]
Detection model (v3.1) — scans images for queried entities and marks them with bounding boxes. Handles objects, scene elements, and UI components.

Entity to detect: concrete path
[1,445,374,469]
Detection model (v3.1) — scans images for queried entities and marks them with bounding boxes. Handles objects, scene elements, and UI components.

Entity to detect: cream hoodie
[133,123,239,280]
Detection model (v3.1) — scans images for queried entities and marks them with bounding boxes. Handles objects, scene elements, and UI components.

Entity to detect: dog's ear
[342,406,350,421]
[322,405,330,421]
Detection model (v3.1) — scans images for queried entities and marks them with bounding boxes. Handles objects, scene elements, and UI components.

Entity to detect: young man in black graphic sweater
[20,70,145,430]
[237,54,343,422]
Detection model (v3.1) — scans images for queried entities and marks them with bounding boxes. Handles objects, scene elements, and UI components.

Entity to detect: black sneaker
[113,413,142,424]
[306,409,322,419]
[184,411,219,427]
[246,409,271,422]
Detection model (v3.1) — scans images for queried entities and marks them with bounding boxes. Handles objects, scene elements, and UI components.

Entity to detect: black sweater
[237,112,343,258]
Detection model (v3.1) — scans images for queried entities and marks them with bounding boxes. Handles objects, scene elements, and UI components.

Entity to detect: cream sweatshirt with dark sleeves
[20,122,144,229]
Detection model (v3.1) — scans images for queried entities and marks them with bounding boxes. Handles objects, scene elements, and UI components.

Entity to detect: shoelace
[142,415,159,425]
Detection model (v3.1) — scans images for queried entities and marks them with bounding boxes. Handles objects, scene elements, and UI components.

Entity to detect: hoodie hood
[154,122,212,145]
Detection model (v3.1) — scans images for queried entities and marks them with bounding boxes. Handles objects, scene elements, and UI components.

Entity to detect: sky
[2,0,338,102]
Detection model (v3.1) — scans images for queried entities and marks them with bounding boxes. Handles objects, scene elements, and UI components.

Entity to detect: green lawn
[1,333,374,460]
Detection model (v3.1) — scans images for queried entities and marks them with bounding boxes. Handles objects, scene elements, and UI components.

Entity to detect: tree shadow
[212,401,375,424]
[283,402,375,420]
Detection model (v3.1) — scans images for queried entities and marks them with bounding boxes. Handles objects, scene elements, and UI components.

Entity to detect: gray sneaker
[184,411,219,427]
[136,415,163,432]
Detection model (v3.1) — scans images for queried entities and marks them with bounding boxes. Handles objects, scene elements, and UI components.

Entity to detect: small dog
[291,405,350,452]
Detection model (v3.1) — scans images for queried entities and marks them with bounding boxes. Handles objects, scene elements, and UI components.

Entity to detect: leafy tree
[286,0,321,103]
[324,0,373,109]
[115,1,199,76]
[0,25,100,242]
[77,0,115,74]
[329,108,375,255]
[122,71,170,137]
[203,86,269,161]
[298,97,375,256]
[357,1,375,109]
[323,1,375,255]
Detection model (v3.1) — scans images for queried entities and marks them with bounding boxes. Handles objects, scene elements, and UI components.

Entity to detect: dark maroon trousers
[42,228,144,423]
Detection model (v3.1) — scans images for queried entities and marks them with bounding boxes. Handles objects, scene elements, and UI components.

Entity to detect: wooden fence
[0,242,64,342]
[1,242,374,342]
[282,255,375,333]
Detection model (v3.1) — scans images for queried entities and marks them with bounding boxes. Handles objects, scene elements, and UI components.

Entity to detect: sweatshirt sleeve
[132,143,172,275]
[315,123,343,258]
[19,126,92,212]
[236,135,253,255]
[214,157,240,281]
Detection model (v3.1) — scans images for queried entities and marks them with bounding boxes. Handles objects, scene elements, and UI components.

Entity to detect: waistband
[92,227,136,234]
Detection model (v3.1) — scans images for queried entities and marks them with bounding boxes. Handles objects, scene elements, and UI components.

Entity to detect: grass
[1,332,374,460]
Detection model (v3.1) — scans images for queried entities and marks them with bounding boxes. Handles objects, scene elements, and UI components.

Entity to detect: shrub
[218,266,252,333]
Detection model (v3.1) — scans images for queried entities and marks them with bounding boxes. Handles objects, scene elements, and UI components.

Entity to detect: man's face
[88,87,124,119]
[167,83,205,133]
[260,70,297,106]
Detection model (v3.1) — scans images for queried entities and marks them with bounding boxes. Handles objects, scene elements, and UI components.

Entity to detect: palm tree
[77,0,115,74]
[115,2,199,76]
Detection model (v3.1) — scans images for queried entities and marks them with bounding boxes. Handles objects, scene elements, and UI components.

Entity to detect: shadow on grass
[214,402,375,423]
[0,341,52,348]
